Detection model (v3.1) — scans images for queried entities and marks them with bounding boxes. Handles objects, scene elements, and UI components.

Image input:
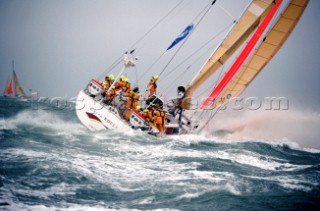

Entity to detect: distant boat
[3,61,28,100]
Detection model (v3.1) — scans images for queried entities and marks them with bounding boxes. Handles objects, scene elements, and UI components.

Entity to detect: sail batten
[200,0,283,109]
[184,0,277,103]
[205,0,309,109]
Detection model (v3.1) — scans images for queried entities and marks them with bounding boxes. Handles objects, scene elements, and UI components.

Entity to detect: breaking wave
[0,99,319,210]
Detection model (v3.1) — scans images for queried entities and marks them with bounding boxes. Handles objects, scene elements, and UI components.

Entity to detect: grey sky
[0,0,319,110]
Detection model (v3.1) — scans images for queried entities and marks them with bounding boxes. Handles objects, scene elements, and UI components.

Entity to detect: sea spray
[1,98,319,210]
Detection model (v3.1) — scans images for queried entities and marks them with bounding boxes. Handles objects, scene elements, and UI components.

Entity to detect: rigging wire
[194,0,285,132]
[138,0,217,84]
[214,0,286,104]
[197,105,223,133]
[97,0,185,80]
[216,2,237,20]
[192,62,226,122]
[157,0,217,78]
[138,1,220,110]
[129,0,185,52]
[162,65,191,94]
[134,66,139,87]
[211,0,284,101]
[187,0,253,128]
[195,63,226,99]
[140,51,166,79]
[162,43,220,95]
[160,21,235,92]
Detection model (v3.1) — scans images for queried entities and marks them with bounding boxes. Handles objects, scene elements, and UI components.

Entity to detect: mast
[12,60,26,97]
[183,0,277,108]
[205,0,310,109]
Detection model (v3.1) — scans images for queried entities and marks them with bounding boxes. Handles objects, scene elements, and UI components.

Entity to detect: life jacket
[125,92,133,108]
[153,109,166,133]
[101,80,111,95]
[132,92,140,109]
[161,110,166,127]
[123,82,131,93]
[142,111,149,120]
[125,91,140,109]
[147,109,154,123]
[132,92,139,102]
[154,109,166,126]
[106,89,116,101]
[115,80,125,92]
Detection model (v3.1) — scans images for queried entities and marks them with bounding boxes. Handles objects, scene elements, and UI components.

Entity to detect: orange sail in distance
[4,77,13,96]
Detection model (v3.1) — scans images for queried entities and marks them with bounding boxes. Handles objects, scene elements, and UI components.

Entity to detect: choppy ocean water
[0,97,320,211]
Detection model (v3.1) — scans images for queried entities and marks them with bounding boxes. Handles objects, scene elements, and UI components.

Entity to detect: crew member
[147,75,159,97]
[123,87,140,121]
[153,107,166,134]
[101,76,110,97]
[101,74,115,97]
[131,87,140,110]
[102,76,109,88]
[145,104,155,126]
[115,75,126,92]
[123,77,131,93]
[105,86,116,105]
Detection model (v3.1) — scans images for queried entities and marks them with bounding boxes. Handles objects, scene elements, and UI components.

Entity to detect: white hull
[76,90,131,132]
[76,84,180,136]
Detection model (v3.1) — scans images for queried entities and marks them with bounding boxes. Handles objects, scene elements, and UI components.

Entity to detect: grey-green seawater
[0,98,319,211]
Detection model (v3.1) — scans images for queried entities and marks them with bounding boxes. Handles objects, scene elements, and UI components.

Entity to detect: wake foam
[0,109,86,135]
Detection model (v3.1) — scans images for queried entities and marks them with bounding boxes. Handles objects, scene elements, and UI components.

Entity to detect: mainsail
[184,0,277,103]
[13,70,26,97]
[200,0,283,109]
[201,0,309,109]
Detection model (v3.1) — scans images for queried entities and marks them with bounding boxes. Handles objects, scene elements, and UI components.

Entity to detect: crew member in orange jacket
[123,87,140,121]
[123,78,131,93]
[131,87,140,110]
[105,86,116,105]
[101,74,114,97]
[153,107,166,133]
[147,75,159,97]
[115,75,126,92]
[142,104,155,126]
